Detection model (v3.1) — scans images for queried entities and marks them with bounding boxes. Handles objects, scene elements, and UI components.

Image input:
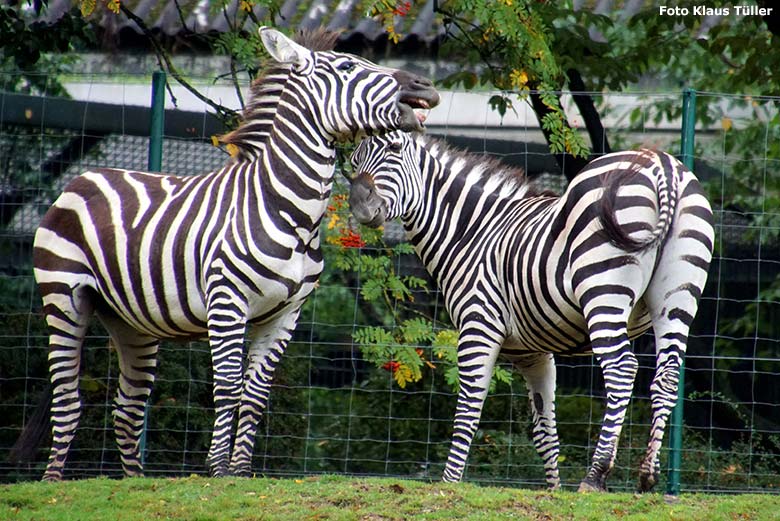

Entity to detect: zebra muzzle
[395,73,439,132]
[348,172,387,228]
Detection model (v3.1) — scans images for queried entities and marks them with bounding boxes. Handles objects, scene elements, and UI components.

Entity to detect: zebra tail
[8,383,52,464]
[598,149,679,253]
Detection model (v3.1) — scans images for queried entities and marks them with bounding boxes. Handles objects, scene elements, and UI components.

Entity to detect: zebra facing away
[348,131,714,492]
[29,28,439,480]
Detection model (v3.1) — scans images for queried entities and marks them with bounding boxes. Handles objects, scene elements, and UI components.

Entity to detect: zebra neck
[404,147,530,279]
[250,108,336,238]
[222,67,292,161]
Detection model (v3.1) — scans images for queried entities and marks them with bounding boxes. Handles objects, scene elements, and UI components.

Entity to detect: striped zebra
[348,131,714,492]
[28,28,438,481]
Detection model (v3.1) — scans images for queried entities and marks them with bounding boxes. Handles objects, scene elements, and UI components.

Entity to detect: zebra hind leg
[636,341,682,493]
[579,311,638,493]
[40,284,94,481]
[514,353,560,490]
[637,258,711,491]
[101,315,160,478]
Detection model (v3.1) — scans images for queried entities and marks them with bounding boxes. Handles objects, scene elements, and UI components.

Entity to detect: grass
[1,475,778,521]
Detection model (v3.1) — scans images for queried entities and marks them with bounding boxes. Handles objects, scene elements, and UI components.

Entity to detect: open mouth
[397,96,434,131]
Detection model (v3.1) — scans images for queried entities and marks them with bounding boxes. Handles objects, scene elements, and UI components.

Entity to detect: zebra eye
[338,61,356,72]
[387,141,403,153]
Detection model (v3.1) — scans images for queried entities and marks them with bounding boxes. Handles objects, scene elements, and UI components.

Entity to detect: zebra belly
[502,314,590,356]
[87,247,322,340]
[501,297,653,357]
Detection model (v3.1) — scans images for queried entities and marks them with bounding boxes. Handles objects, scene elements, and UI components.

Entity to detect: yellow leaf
[80,0,96,16]
[511,69,528,87]
[106,0,121,14]
[327,213,340,230]
[393,364,415,388]
[721,117,732,131]
[240,0,253,12]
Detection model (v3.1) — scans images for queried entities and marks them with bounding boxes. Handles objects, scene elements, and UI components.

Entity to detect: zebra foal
[28,28,438,480]
[348,131,713,492]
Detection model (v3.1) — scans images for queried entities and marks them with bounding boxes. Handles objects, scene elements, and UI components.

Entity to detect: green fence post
[148,70,166,172]
[139,70,166,468]
[666,87,696,496]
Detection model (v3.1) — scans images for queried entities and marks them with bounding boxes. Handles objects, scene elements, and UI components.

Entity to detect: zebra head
[259,28,440,142]
[349,131,422,227]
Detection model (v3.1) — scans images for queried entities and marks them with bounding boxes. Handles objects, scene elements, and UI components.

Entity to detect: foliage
[324,183,515,394]
[0,4,93,94]
[429,0,589,158]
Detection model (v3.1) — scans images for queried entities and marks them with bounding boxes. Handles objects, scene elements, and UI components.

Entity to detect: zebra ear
[259,27,311,70]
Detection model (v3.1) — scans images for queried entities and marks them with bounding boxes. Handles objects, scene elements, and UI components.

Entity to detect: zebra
[348,131,714,492]
[28,28,439,481]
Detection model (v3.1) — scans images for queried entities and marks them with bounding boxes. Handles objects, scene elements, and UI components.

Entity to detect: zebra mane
[220,28,341,161]
[416,134,534,197]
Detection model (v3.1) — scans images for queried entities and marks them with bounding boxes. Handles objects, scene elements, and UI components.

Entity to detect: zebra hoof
[208,466,229,478]
[578,477,607,493]
[637,471,659,493]
[122,462,144,478]
[230,466,253,478]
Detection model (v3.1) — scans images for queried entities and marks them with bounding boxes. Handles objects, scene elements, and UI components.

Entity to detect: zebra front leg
[205,298,249,477]
[111,336,159,477]
[229,308,301,477]
[442,323,501,482]
[515,353,561,490]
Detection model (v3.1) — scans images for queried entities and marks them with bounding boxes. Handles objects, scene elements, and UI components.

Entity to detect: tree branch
[528,90,589,181]
[566,68,611,157]
[119,3,239,127]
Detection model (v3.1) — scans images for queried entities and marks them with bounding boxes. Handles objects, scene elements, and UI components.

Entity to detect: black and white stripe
[348,131,714,492]
[31,28,438,480]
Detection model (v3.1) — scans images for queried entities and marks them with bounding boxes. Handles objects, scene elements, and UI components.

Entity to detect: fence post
[139,70,166,467]
[666,87,696,496]
[148,70,166,172]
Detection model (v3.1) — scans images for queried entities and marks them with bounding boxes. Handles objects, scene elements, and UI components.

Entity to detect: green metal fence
[0,74,778,493]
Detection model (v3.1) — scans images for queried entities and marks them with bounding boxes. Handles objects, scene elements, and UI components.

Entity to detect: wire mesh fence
[0,72,778,493]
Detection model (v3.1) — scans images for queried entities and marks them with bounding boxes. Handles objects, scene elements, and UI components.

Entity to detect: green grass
[1,475,778,521]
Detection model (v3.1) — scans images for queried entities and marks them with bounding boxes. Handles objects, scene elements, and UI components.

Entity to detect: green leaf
[400,318,435,344]
[360,278,385,302]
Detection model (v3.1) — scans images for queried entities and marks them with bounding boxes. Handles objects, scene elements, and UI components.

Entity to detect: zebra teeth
[414,108,430,124]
